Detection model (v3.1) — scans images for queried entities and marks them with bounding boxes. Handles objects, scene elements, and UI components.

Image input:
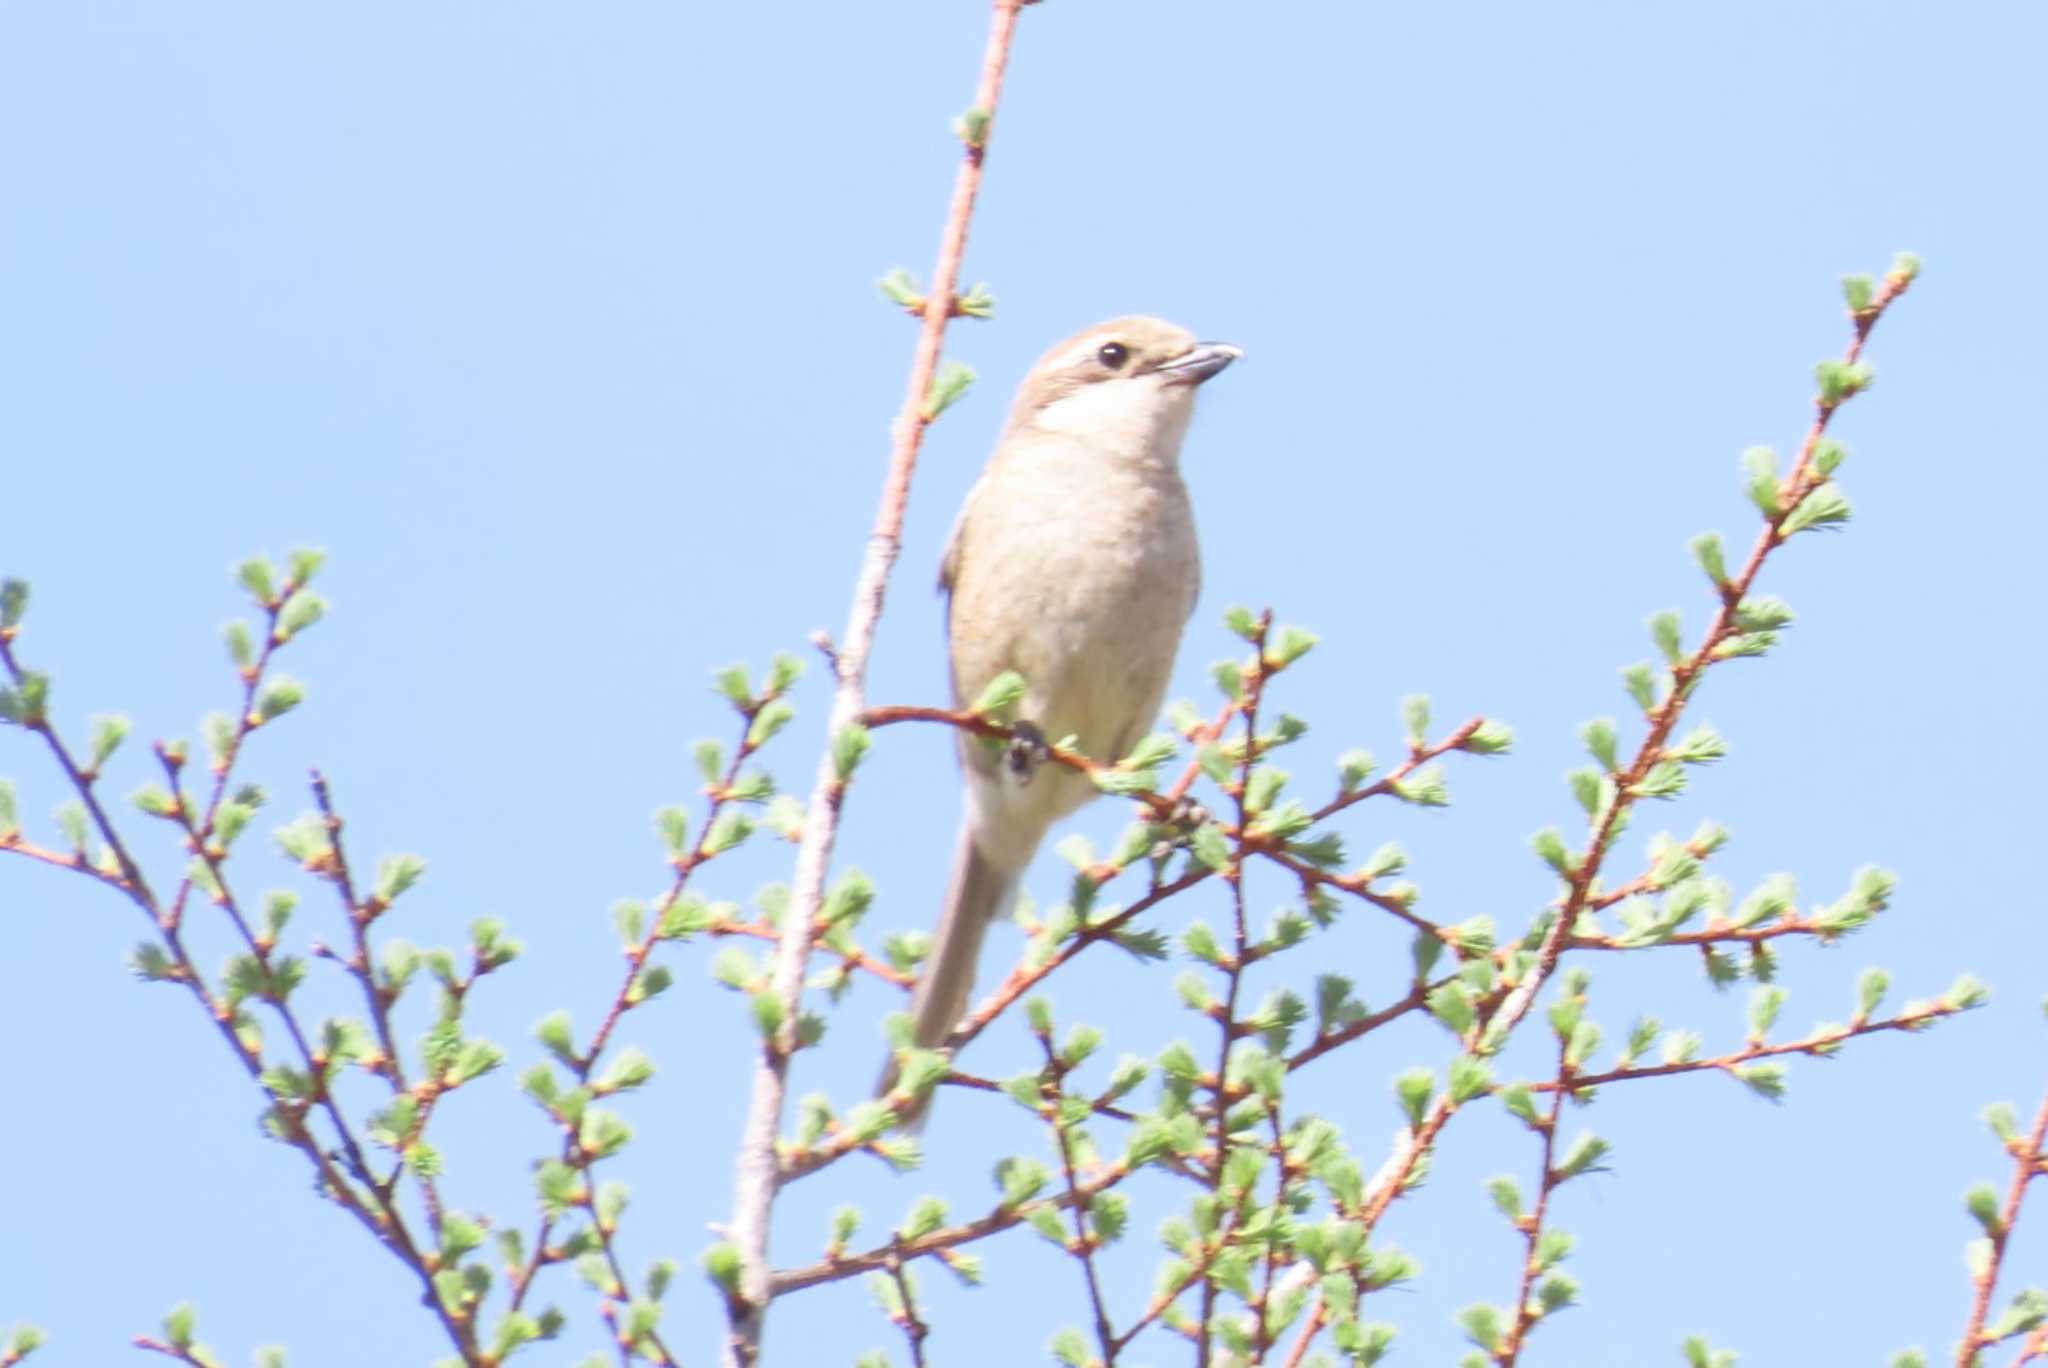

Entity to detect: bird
[882,315,1240,1119]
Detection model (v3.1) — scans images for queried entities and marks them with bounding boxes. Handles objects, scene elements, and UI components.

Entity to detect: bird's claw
[1149,798,1213,861]
[1006,720,1050,786]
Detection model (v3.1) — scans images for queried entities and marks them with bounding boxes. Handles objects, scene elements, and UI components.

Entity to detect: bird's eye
[1097,341,1129,370]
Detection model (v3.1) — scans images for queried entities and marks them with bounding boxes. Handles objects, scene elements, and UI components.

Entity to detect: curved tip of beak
[1157,341,1243,385]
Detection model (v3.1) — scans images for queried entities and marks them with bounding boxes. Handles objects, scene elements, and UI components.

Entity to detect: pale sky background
[3,3,2045,1365]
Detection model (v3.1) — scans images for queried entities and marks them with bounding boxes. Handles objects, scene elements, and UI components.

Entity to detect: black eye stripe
[1097,341,1128,370]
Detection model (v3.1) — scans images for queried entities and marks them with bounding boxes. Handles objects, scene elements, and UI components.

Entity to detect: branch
[506,699,785,1357]
[1,570,498,1363]
[1198,617,1273,1367]
[884,1256,930,1368]
[1531,1002,1971,1095]
[1496,1036,1572,1365]
[770,1162,1129,1296]
[1343,257,1919,1247]
[0,833,137,894]
[721,3,1033,1360]
[1960,1091,2048,1364]
[0,638,156,909]
[1038,1027,1118,1363]
[943,863,1213,1058]
[711,915,914,990]
[162,585,293,931]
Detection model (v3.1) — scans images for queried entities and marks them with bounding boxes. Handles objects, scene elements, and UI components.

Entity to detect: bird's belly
[954,530,1196,846]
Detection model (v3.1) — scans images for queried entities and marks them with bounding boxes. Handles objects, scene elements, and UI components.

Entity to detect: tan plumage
[883,316,1240,1120]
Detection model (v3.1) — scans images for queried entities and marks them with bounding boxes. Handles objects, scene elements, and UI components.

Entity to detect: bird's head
[1005,316,1241,454]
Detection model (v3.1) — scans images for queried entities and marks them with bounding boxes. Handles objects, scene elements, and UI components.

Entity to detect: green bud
[953,105,991,148]
[1734,1062,1787,1101]
[1690,531,1729,586]
[254,675,306,723]
[1965,1182,2003,1236]
[0,578,28,629]
[276,590,326,640]
[236,556,279,605]
[1464,718,1514,754]
[924,360,976,420]
[877,267,923,310]
[1400,694,1430,747]
[1266,625,1318,668]
[1743,446,1782,517]
[1394,1067,1435,1128]
[1779,482,1853,536]
[1621,662,1658,713]
[701,1242,742,1293]
[1816,358,1875,407]
[286,547,327,587]
[1552,1131,1609,1182]
[956,281,996,319]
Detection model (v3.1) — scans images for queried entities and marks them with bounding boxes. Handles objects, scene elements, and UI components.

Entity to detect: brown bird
[885,316,1240,1115]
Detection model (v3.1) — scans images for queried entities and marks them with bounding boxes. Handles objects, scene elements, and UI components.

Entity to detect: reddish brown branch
[770,1163,1130,1296]
[0,834,136,893]
[506,704,783,1364]
[1960,1091,2048,1364]
[1530,1004,1965,1094]
[942,863,1214,1058]
[885,1254,931,1368]
[1286,982,1433,1072]
[712,915,914,989]
[1340,260,1919,1251]
[1040,1029,1119,1363]
[1308,717,1483,824]
[163,586,293,931]
[1498,1036,1571,1365]
[1,618,483,1360]
[1199,620,1272,1367]
[1280,1300,1328,1368]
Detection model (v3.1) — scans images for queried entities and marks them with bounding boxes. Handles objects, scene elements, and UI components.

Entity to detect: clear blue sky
[3,3,2044,1365]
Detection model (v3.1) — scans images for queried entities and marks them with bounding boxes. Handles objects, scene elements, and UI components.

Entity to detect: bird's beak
[1154,341,1243,385]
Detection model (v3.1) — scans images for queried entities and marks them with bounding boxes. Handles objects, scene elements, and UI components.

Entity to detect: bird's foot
[1150,797,1213,861]
[1006,720,1051,786]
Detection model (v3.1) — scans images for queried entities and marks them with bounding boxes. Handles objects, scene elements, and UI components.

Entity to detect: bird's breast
[948,442,1201,771]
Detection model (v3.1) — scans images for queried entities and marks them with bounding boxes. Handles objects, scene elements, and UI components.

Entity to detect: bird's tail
[878,821,1020,1123]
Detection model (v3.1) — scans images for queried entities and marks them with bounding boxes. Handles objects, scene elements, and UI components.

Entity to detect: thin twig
[1959,1091,2048,1364]
[1530,1004,1968,1095]
[1497,1035,1572,1365]
[506,700,777,1360]
[711,915,913,989]
[1199,617,1272,1367]
[721,4,1032,1359]
[0,834,136,892]
[771,1163,1129,1296]
[1040,1028,1118,1362]
[163,587,292,930]
[885,1255,930,1368]
[1279,1300,1327,1368]
[1,627,483,1361]
[1339,259,1919,1248]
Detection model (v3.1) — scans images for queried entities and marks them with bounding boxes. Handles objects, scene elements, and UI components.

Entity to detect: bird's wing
[937,495,970,597]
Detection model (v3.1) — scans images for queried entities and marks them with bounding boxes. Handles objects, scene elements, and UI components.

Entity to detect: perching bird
[884,316,1240,1113]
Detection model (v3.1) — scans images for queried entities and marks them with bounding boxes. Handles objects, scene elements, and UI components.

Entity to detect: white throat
[1026,381,1197,470]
